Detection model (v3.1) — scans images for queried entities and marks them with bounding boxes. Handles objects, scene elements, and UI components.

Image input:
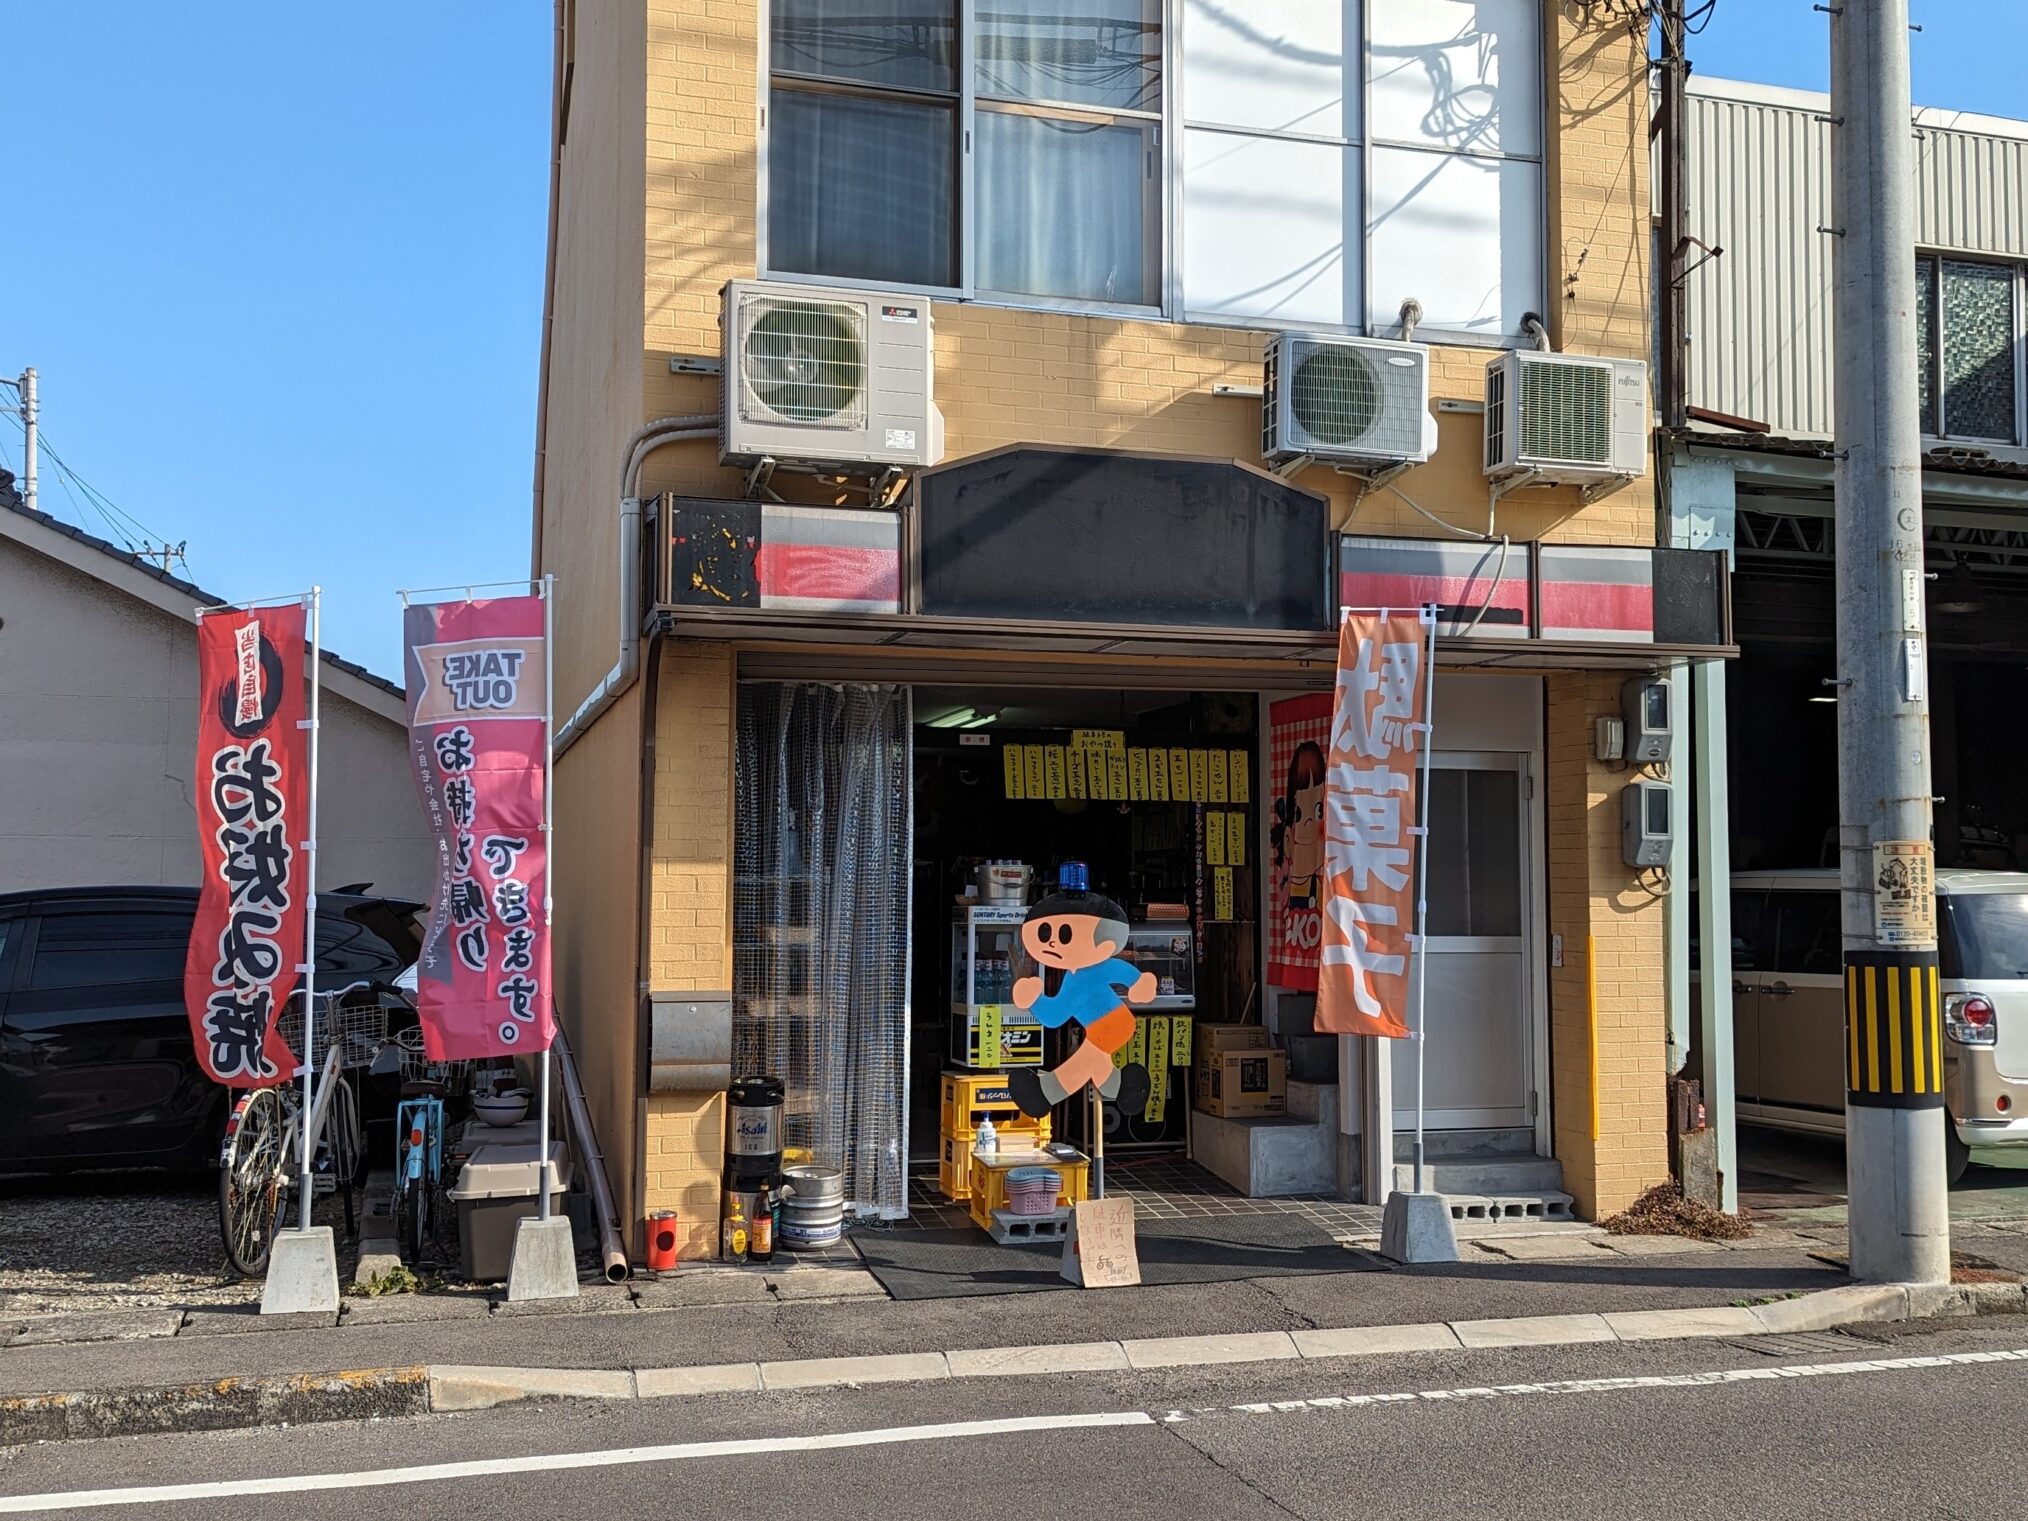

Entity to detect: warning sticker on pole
[1872,841,1936,947]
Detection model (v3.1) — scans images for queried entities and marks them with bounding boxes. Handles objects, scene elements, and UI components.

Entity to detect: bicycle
[393,1088,447,1266]
[216,982,391,1277]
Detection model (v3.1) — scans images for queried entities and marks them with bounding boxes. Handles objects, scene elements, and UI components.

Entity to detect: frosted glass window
[771,0,957,93]
[1368,146,1541,337]
[1181,128,1356,327]
[975,0,1161,112]
[1941,259,2018,442]
[1178,0,1355,138]
[976,108,1156,303]
[1369,0,1541,158]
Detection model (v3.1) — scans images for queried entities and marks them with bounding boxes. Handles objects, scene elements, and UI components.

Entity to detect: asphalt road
[5,1316,2026,1519]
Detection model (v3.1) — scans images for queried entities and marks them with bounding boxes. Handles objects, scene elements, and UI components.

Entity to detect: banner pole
[538,574,555,1220]
[1412,605,1437,1196]
[300,586,323,1231]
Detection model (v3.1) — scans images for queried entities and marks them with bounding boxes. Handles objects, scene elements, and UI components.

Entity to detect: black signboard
[914,446,1330,630]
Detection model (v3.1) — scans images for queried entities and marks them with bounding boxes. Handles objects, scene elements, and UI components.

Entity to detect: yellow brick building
[535,0,1731,1261]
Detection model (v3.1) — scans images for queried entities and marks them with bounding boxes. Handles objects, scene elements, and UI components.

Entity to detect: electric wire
[1,408,181,562]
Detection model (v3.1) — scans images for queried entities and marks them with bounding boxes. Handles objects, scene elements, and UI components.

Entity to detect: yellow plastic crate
[966,1147,1089,1233]
[937,1073,1052,1202]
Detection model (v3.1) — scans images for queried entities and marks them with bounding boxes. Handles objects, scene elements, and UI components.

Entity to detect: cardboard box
[1194,1049,1288,1117]
[1194,1023,1272,1056]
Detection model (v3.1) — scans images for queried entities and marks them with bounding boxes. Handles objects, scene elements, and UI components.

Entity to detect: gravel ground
[0,1172,351,1316]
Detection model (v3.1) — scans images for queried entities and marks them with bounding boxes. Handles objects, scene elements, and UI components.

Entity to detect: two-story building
[536,0,1735,1261]
[1664,76,2028,1195]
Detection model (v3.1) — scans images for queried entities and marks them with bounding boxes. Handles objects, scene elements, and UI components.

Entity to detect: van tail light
[1944,993,1998,1047]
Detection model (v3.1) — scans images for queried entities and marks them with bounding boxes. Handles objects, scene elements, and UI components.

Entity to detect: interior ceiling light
[1934,559,1986,615]
[958,709,1000,729]
[924,706,976,729]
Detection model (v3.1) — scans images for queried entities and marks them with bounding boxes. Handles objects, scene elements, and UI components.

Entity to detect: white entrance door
[1390,752,1537,1131]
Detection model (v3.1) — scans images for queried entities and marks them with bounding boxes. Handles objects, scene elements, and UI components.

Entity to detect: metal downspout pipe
[553,415,719,758]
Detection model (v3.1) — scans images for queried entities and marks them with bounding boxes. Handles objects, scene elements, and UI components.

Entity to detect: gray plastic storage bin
[447,1142,574,1282]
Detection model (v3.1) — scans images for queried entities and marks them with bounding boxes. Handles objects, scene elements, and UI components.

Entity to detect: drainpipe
[553,415,719,758]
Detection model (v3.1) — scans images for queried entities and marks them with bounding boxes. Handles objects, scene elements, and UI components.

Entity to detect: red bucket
[647,1210,680,1272]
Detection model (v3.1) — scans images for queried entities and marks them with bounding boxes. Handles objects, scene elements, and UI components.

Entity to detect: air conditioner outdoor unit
[1262,334,1437,468]
[720,280,944,471]
[1483,350,1647,486]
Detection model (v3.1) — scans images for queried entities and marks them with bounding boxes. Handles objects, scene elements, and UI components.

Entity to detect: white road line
[0,1412,1155,1514]
[1212,1347,2028,1417]
[8,1349,2028,1513]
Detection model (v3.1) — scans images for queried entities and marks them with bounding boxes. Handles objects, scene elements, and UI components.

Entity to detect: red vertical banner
[184,604,310,1086]
[1267,693,1332,991]
[404,596,552,1059]
[1314,613,1426,1039]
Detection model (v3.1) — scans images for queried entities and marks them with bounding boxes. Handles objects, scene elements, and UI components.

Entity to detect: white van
[1702,869,2028,1183]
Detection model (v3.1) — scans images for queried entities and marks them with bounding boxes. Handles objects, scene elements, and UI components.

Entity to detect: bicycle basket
[275,995,389,1072]
[393,1025,475,1092]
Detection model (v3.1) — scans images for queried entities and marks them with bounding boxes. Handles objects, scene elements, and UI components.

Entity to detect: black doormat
[851,1210,1389,1300]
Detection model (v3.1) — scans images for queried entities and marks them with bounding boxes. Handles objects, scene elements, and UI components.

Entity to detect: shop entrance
[909,686,1261,1167]
[1391,752,1537,1132]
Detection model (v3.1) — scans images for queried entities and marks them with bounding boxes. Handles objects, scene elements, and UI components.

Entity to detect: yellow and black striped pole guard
[1844,951,1943,1110]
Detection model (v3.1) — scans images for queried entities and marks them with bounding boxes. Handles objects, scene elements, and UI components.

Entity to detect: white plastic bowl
[472,1090,531,1128]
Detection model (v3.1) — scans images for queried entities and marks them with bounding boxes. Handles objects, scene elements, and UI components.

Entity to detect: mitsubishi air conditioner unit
[1262,334,1437,468]
[1483,350,1647,487]
[720,280,944,471]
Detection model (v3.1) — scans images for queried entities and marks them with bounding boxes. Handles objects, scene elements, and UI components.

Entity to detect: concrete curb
[8,1280,2023,1445]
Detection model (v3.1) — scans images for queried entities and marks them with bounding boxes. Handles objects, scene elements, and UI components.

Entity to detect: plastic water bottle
[975,1115,998,1158]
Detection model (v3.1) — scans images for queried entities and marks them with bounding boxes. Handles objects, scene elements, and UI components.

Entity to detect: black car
[0,885,422,1173]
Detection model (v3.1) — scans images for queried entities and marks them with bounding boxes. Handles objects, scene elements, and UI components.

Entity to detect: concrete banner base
[506,1216,581,1302]
[260,1227,341,1315]
[1379,1190,1460,1264]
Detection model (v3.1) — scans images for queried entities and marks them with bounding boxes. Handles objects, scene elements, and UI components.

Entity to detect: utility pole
[1830,0,1950,1286]
[19,369,36,515]
[1657,0,1688,431]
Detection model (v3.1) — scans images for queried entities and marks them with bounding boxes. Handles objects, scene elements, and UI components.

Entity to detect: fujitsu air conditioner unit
[1483,350,1647,486]
[1262,334,1437,468]
[720,280,944,471]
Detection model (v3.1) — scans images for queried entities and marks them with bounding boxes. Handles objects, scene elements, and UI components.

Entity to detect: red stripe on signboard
[1538,580,1653,634]
[758,542,901,609]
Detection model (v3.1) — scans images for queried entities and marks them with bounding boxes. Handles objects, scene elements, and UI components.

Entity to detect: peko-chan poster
[1267,693,1331,991]
[403,596,553,1060]
[184,603,310,1087]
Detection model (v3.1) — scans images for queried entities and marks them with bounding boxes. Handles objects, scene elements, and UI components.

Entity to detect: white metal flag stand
[191,586,343,1316]
[1339,603,1456,1264]
[398,575,575,1298]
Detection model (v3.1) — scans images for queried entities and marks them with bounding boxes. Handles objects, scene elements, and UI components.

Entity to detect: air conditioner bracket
[1580,471,1638,504]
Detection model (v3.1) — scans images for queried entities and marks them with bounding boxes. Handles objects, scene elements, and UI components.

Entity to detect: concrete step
[1193,1111,1335,1198]
[1392,1127,1537,1163]
[1392,1154,1565,1195]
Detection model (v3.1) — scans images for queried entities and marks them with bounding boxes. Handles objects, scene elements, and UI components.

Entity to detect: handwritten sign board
[1061,1197,1140,1288]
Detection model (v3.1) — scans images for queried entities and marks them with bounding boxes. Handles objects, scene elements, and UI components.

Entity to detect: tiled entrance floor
[885,1158,1386,1242]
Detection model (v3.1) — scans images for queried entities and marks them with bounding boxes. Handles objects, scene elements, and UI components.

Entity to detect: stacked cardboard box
[1192,1023,1287,1117]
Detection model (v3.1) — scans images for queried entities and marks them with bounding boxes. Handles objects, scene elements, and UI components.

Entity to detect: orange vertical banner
[1314,612,1425,1039]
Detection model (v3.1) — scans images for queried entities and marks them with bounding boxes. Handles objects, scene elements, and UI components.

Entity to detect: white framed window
[1917,254,2025,447]
[759,0,1545,342]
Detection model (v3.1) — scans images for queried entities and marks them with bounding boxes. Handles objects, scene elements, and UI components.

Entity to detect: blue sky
[2,6,548,678]
[2,2,2018,680]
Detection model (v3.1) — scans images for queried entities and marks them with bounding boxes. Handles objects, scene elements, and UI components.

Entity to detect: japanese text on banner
[1314,614,1426,1039]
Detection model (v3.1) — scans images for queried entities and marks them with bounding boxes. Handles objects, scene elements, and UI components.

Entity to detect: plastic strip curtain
[734,683,911,1217]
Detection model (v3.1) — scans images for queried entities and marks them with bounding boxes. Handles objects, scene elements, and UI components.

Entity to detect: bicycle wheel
[218,1087,290,1276]
[323,1074,362,1239]
[394,1169,434,1265]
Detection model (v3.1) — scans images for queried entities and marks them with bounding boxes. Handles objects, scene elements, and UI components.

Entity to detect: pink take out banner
[403,595,553,1060]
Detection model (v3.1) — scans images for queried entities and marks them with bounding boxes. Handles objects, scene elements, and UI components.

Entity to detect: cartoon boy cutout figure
[1007,872,1156,1120]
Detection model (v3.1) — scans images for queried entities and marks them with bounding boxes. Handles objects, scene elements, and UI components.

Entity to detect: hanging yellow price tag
[1208,749,1230,803]
[1213,866,1234,920]
[1024,745,1046,799]
[1189,750,1209,803]
[1004,744,1025,799]
[1148,747,1170,801]
[1044,745,1067,799]
[1229,750,1250,804]
[1206,817,1226,865]
[977,1004,1003,1067]
[1128,748,1150,800]
[1171,1015,1193,1069]
[1170,747,1193,801]
[1226,810,1247,866]
[1068,743,1087,799]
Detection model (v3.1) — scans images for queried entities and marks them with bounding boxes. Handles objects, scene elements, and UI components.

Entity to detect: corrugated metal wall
[1683,84,2028,438]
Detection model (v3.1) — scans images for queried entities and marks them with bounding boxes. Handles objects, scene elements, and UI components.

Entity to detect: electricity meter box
[1621,675,1673,763]
[1622,780,1673,868]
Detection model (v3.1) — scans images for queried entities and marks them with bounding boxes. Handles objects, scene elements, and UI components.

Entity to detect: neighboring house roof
[1673,428,2028,487]
[0,498,407,725]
